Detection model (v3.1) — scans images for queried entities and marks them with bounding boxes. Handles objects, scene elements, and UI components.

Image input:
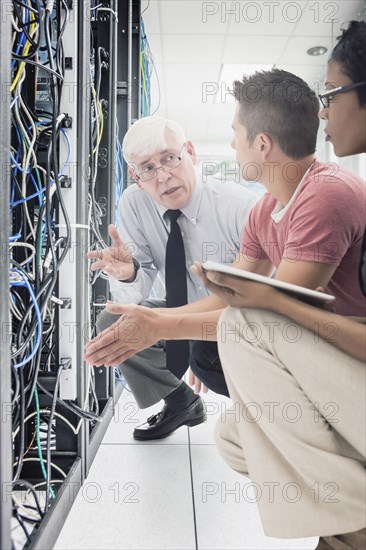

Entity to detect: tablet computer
[201,261,336,307]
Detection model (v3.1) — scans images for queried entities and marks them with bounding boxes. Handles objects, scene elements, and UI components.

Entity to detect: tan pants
[215,308,366,539]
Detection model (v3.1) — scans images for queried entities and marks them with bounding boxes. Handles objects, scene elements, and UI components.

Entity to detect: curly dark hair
[329,20,366,106]
[232,69,319,160]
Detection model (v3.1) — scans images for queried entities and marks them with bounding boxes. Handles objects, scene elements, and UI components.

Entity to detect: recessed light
[307,46,328,56]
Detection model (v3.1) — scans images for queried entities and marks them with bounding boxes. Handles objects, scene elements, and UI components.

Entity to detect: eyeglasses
[318,81,366,108]
[136,145,185,182]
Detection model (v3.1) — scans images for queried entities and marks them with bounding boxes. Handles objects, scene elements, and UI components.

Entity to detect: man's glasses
[318,81,366,108]
[136,145,185,182]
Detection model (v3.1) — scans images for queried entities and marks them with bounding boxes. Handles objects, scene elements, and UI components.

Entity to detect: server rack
[9,2,88,548]
[117,0,142,180]
[0,3,12,548]
[89,0,119,410]
[0,0,142,547]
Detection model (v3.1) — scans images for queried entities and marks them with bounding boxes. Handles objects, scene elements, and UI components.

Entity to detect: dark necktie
[165,209,190,378]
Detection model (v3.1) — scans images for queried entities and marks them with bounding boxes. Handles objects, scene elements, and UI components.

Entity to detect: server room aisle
[54,390,318,550]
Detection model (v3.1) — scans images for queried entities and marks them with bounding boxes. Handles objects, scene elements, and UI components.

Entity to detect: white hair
[122,116,186,163]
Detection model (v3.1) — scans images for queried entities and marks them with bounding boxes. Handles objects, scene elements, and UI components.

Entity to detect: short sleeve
[284,178,357,266]
[240,201,270,261]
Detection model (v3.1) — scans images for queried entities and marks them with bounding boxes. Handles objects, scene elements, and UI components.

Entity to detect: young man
[85,69,365,399]
[87,115,257,440]
[195,21,366,550]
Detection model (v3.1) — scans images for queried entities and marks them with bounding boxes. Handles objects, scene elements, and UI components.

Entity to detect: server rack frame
[0,2,12,548]
[117,0,141,179]
[0,2,88,548]
[89,0,119,406]
[86,0,121,473]
[1,0,142,546]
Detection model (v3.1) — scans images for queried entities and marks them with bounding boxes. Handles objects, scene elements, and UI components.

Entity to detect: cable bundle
[9,2,99,544]
[140,17,161,116]
[87,20,108,284]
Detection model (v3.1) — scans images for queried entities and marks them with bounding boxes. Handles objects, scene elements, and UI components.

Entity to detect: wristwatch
[131,257,140,276]
[123,257,140,283]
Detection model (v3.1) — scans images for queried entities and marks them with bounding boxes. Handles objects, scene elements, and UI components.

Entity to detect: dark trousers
[190,340,229,397]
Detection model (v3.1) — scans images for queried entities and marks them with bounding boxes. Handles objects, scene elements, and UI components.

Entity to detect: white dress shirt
[109,175,258,304]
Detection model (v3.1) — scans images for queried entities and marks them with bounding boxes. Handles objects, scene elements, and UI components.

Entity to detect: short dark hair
[232,69,320,160]
[329,20,366,107]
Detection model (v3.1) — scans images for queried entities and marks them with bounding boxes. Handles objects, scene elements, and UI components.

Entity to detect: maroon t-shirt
[241,161,366,316]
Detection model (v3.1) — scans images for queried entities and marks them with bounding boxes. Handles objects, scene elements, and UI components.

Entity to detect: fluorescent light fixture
[215,63,273,103]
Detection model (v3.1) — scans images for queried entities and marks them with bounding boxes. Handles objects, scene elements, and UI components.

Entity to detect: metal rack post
[0,2,13,549]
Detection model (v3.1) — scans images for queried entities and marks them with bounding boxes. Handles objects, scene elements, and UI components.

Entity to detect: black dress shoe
[133,397,207,441]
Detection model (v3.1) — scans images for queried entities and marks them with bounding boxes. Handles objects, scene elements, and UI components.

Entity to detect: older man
[87,115,257,440]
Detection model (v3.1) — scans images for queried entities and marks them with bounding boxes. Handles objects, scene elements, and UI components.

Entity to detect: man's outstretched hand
[84,302,161,367]
[87,224,136,281]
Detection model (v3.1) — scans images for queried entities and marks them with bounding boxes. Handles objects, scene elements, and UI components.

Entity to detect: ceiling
[142,0,365,154]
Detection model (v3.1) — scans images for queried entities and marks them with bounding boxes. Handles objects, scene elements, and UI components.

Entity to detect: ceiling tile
[222,34,289,64]
[164,84,214,105]
[164,102,213,137]
[140,0,366,151]
[162,64,222,106]
[278,36,333,65]
[159,0,232,35]
[227,1,299,36]
[162,63,222,86]
[161,34,225,63]
[295,0,366,37]
[151,65,223,116]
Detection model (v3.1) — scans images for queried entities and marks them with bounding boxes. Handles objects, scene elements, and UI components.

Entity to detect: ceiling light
[214,63,273,103]
[307,46,328,56]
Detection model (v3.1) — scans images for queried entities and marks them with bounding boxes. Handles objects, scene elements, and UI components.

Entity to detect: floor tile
[101,391,189,445]
[189,391,233,445]
[54,445,196,550]
[191,445,318,550]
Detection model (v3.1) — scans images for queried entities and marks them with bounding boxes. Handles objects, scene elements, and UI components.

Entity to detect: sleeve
[240,200,270,261]
[285,177,356,265]
[235,190,258,243]
[109,192,158,304]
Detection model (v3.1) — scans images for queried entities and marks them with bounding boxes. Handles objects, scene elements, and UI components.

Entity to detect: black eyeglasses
[136,145,185,182]
[318,81,366,108]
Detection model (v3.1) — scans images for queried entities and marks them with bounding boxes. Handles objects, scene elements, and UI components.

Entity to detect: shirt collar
[271,159,316,223]
[157,170,204,226]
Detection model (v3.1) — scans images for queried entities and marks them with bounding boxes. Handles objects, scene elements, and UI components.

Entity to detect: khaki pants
[215,308,366,539]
